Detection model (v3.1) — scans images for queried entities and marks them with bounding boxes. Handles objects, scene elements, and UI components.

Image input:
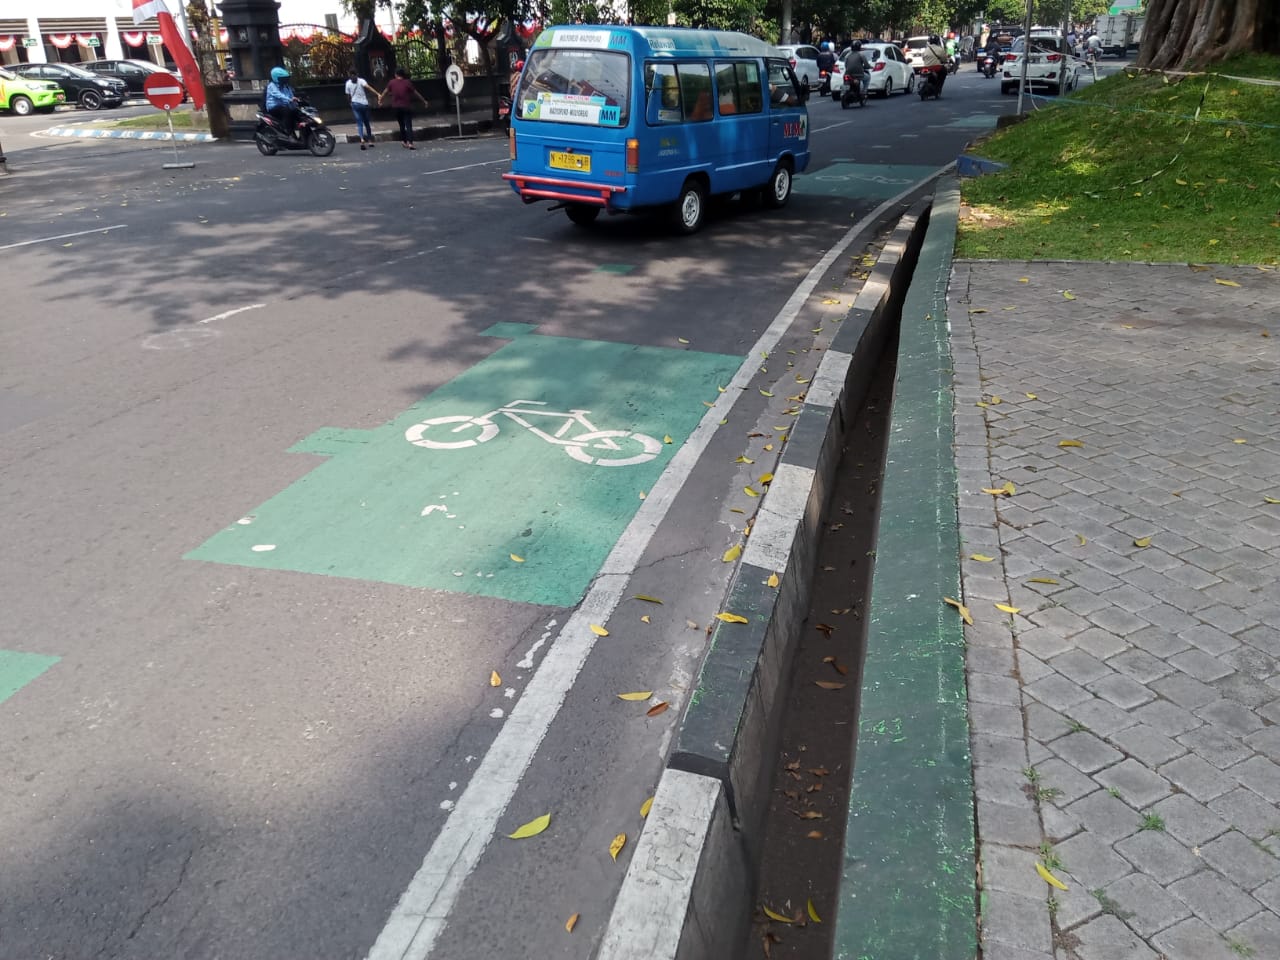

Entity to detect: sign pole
[444,64,467,140]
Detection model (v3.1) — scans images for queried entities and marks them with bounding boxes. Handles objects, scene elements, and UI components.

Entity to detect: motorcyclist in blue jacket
[265,66,302,138]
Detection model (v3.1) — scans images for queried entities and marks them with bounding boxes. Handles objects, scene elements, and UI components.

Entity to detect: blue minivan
[503,26,812,233]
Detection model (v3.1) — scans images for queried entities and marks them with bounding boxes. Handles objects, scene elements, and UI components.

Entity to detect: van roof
[536,24,779,59]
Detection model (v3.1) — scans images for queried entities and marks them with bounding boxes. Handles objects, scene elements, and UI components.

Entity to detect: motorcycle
[917,65,945,100]
[840,72,867,108]
[980,52,1000,78]
[948,54,960,74]
[255,99,336,158]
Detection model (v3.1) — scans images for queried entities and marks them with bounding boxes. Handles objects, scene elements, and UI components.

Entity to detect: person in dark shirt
[385,67,429,149]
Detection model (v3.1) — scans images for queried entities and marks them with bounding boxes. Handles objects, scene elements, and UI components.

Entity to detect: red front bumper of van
[502,172,628,207]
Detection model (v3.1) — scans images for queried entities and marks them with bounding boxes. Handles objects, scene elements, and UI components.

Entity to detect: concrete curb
[338,119,496,144]
[41,123,217,142]
[597,195,933,960]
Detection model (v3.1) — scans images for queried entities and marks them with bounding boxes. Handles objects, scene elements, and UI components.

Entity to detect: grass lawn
[956,54,1280,265]
[109,110,210,131]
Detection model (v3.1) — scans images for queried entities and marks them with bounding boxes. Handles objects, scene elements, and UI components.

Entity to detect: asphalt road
[3,67,1019,960]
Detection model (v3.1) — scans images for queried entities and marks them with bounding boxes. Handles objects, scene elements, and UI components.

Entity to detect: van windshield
[515,48,630,127]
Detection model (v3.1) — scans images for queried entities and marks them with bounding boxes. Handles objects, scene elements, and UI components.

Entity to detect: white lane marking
[420,158,510,176]
[0,224,128,251]
[198,303,266,325]
[365,163,949,960]
[811,119,854,133]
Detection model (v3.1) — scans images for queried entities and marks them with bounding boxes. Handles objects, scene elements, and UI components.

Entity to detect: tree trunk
[1140,0,1277,69]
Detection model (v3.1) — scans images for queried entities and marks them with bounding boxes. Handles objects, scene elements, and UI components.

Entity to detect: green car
[1,66,66,116]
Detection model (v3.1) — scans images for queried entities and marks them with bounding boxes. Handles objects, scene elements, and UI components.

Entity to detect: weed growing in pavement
[956,54,1280,265]
[1228,937,1256,958]
[1047,895,1059,919]
[1140,812,1166,831]
[1038,840,1063,873]
[1024,766,1042,785]
[1068,719,1088,733]
[1091,888,1134,920]
[1107,786,1122,799]
[1037,785,1064,803]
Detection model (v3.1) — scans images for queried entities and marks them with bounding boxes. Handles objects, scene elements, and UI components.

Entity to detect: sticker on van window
[526,91,622,126]
[548,30,614,49]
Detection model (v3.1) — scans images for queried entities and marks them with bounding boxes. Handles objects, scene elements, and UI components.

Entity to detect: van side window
[766,60,801,109]
[644,61,711,124]
[714,61,762,116]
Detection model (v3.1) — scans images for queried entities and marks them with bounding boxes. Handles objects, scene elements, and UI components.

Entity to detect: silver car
[775,44,822,92]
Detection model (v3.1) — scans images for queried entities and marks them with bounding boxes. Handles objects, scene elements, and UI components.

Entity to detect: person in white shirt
[345,70,385,150]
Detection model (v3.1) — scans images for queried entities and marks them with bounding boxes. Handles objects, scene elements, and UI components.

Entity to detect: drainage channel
[746,333,898,959]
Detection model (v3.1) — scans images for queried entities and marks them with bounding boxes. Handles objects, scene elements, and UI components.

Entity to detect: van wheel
[762,161,792,209]
[10,95,33,116]
[671,179,706,234]
[566,204,600,227]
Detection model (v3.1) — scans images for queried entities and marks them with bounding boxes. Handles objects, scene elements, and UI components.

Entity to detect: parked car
[902,36,931,68]
[0,67,66,115]
[80,59,186,100]
[9,62,127,110]
[1001,33,1081,96]
[775,44,822,92]
[837,42,916,97]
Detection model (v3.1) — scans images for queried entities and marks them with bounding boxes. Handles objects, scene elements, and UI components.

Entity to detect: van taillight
[509,127,516,160]
[625,138,639,173]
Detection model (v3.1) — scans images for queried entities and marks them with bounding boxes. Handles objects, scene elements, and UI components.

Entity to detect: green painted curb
[833,178,976,960]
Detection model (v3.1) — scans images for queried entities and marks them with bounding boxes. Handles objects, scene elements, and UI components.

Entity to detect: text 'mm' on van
[502,26,812,234]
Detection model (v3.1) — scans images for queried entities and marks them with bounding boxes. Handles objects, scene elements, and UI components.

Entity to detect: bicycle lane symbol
[186,329,741,607]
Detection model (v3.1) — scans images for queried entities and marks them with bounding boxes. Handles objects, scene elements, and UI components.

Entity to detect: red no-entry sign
[143,72,184,111]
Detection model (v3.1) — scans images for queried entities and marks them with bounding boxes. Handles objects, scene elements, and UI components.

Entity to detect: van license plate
[549,151,590,173]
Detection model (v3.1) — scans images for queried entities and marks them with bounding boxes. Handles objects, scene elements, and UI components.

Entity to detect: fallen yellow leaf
[969,554,995,562]
[646,701,670,717]
[1076,534,1087,546]
[508,813,551,839]
[760,390,773,397]
[640,615,650,623]
[490,670,502,687]
[766,572,780,588]
[1264,496,1280,505]
[989,396,1003,405]
[815,681,846,690]
[736,455,755,464]
[729,507,745,514]
[1036,861,1069,891]
[975,401,989,408]
[609,833,627,860]
[638,490,646,500]
[995,603,1020,615]
[663,435,673,444]
[565,913,579,933]
[1214,278,1241,287]
[744,486,760,497]
[1058,439,1084,448]
[633,594,663,604]
[1063,290,1076,300]
[510,553,525,563]
[763,443,774,451]
[759,473,774,484]
[678,337,690,344]
[716,612,749,624]
[1134,536,1152,548]
[590,624,609,636]
[806,830,824,839]
[640,796,653,818]
[969,308,987,314]
[617,691,653,701]
[1025,393,1038,400]
[1018,277,1030,283]
[762,905,793,924]
[1232,438,1247,444]
[723,544,742,563]
[1028,577,1060,585]
[943,597,973,625]
[807,899,822,923]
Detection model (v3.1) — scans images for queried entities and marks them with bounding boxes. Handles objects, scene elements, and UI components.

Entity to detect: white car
[836,42,916,98]
[1001,33,1081,96]
[775,44,822,92]
[902,36,931,68]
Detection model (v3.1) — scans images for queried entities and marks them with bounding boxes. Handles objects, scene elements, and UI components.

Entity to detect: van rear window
[516,49,630,127]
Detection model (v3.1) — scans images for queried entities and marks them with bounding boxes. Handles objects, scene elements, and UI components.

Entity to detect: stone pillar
[26,14,47,64]
[216,0,282,139]
[104,14,124,60]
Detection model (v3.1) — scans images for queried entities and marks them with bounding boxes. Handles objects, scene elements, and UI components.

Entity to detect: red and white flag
[131,0,205,110]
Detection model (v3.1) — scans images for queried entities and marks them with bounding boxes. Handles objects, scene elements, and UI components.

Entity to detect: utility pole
[1015,0,1033,115]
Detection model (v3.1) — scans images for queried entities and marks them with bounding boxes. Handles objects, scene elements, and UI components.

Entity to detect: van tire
[762,161,792,209]
[671,178,706,234]
[566,204,600,227]
[10,95,33,116]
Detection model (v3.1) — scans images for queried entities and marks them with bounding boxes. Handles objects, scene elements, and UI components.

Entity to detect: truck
[1093,13,1145,57]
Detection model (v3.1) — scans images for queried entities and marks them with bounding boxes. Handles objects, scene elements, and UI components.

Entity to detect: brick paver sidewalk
[950,260,1280,960]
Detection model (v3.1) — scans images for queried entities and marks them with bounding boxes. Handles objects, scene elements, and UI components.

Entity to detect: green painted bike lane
[187,325,741,608]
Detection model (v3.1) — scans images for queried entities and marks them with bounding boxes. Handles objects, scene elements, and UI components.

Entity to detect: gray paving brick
[1106,649,1173,684]
[1129,625,1192,659]
[968,644,1018,677]
[1208,787,1280,840]
[1050,880,1103,930]
[1151,916,1246,960]
[1151,672,1220,709]
[1026,604,1090,636]
[981,888,1054,955]
[976,762,1037,807]
[972,703,1028,740]
[1199,830,1280,891]
[1018,627,1076,661]
[1052,731,1124,774]
[1109,724,1187,767]
[1049,649,1113,686]
[1160,754,1235,802]
[978,799,1045,848]
[1101,872,1193,938]
[1168,648,1235,682]
[1054,832,1134,889]
[1223,643,1280,681]
[1168,871,1262,931]
[1115,829,1203,881]
[1089,673,1155,709]
[1088,605,1156,637]
[1032,759,1099,806]
[1052,586,1110,617]
[979,944,1054,960]
[1025,702,1072,743]
[1253,877,1280,913]
[981,842,1044,896]
[1177,724,1253,770]
[1177,623,1240,656]
[1026,673,1093,712]
[1131,698,1203,736]
[974,733,1032,771]
[1224,912,1280,960]
[1063,789,1142,842]
[1133,602,1199,634]
[1017,652,1056,684]
[971,671,1024,707]
[1152,793,1231,846]
[1063,696,1139,738]
[1069,914,1158,960]
[1095,758,1174,809]
[1212,674,1276,710]
[1197,699,1265,736]
[1042,802,1083,843]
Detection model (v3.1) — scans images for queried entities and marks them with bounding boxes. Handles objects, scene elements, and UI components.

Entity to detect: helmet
[270,66,290,83]
[929,35,942,45]
[514,60,524,71]
[850,40,862,51]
